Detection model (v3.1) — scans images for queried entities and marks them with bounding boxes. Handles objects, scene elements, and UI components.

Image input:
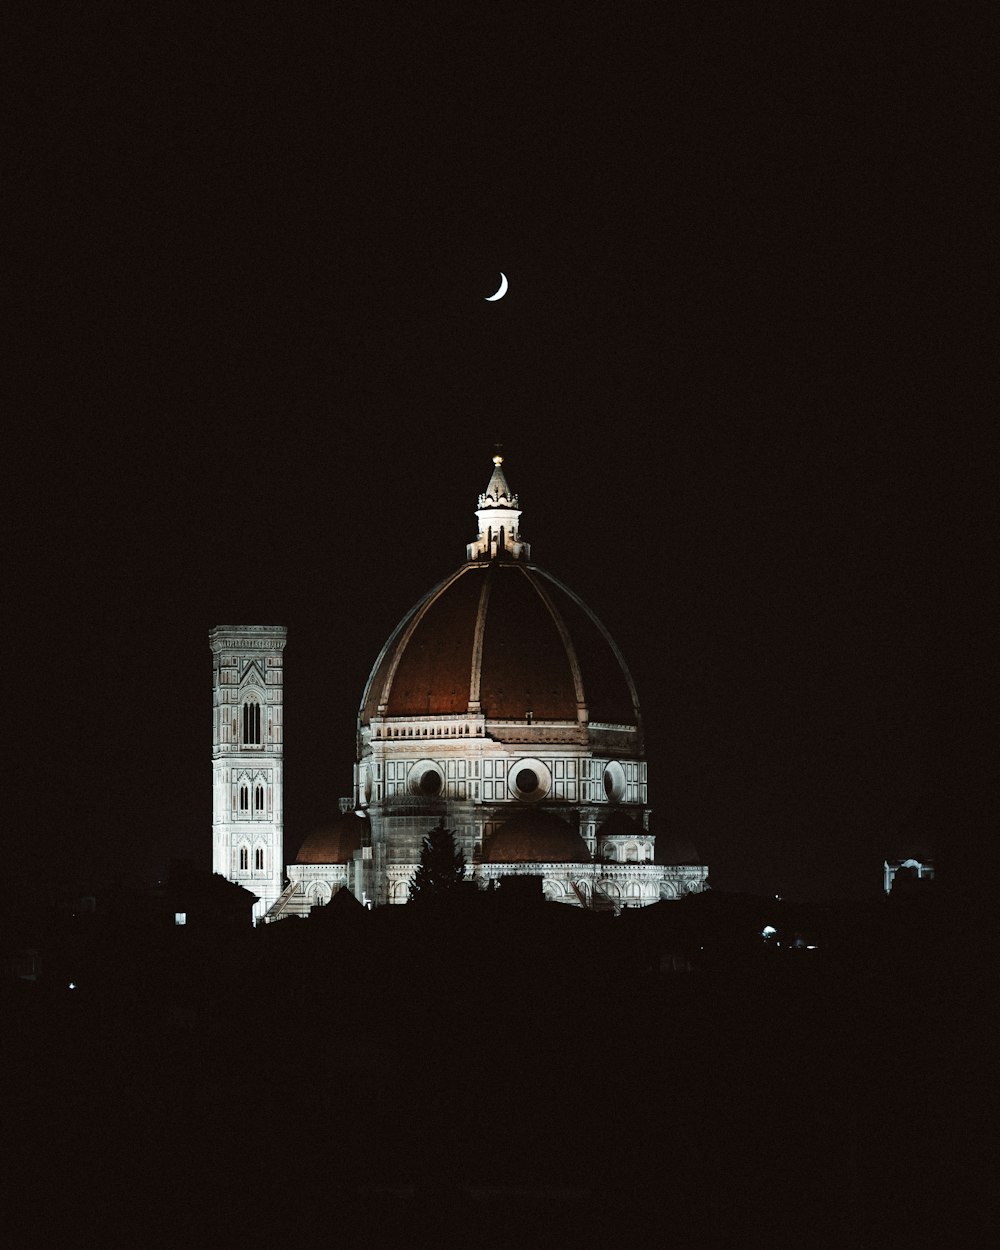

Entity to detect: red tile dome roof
[359,561,641,729]
[294,811,368,864]
[485,807,591,863]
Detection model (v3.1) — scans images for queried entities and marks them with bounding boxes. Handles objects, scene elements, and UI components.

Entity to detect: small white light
[68,982,76,990]
[761,925,777,939]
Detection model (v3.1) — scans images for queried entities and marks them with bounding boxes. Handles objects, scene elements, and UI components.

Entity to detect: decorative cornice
[210,626,287,653]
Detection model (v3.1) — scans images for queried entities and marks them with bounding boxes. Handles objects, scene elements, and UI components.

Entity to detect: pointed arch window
[254,784,264,812]
[239,846,248,871]
[239,785,249,811]
[242,700,261,745]
[254,847,264,870]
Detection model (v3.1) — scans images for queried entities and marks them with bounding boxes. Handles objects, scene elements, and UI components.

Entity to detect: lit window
[174,912,186,926]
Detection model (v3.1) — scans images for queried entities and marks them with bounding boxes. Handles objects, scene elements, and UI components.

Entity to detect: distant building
[884,857,935,894]
[213,457,708,920]
[158,859,259,929]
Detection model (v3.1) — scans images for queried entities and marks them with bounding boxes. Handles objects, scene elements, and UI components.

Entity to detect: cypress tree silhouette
[409,818,466,902]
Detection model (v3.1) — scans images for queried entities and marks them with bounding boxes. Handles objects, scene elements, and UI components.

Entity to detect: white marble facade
[209,625,286,921]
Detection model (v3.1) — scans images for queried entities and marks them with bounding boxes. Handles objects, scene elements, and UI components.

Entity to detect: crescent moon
[484,272,508,301]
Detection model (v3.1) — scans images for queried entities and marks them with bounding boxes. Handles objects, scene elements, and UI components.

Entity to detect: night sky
[9,5,991,900]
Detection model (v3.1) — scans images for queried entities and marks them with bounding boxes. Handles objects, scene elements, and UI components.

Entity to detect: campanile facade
[209,626,287,919]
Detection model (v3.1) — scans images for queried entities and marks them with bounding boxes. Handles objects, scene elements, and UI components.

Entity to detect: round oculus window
[419,770,442,796]
[508,758,551,801]
[515,768,539,794]
[409,762,445,797]
[603,761,626,802]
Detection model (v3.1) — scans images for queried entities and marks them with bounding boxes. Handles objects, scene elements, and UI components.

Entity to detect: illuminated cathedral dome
[360,457,640,734]
[220,455,707,923]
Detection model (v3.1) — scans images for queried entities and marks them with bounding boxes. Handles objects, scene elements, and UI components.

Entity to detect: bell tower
[209,626,287,920]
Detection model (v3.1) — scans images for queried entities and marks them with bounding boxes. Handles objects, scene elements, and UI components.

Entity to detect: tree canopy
[408,819,466,903]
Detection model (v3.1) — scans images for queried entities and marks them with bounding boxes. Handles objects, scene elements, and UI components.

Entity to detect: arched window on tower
[254,847,264,870]
[242,700,261,745]
[240,784,249,811]
[239,846,248,871]
[254,784,264,812]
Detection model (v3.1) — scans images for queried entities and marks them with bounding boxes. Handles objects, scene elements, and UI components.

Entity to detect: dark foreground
[4,889,986,1247]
